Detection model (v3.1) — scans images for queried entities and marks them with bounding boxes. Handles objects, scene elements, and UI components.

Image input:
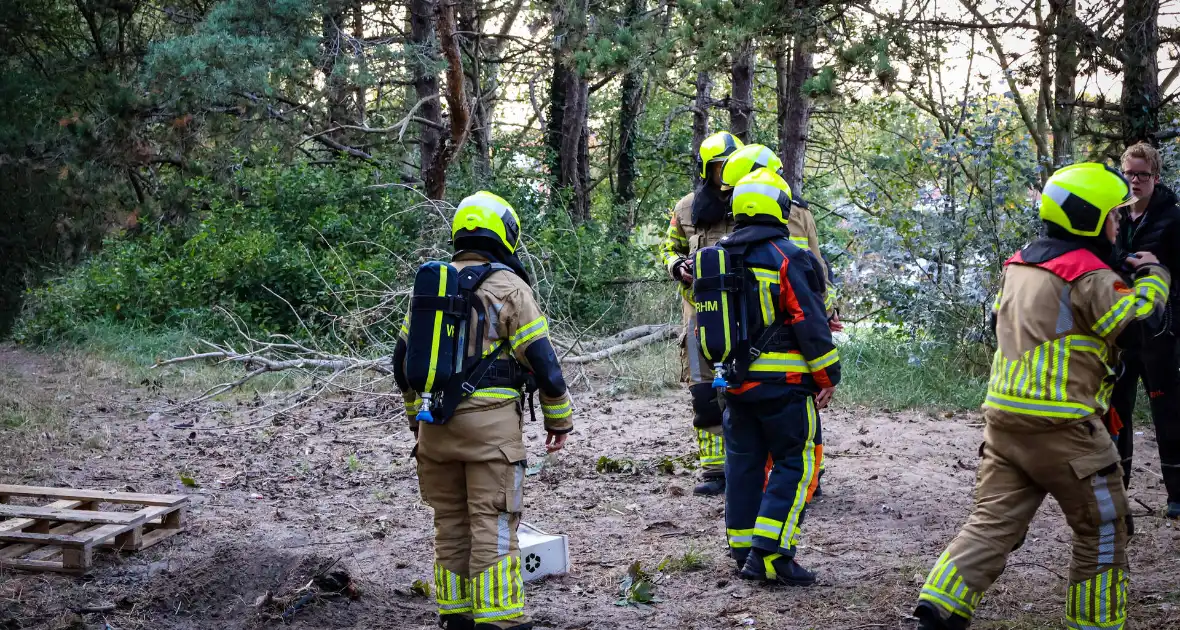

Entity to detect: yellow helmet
[1040,163,1134,237]
[731,169,793,225]
[452,191,522,253]
[699,131,744,178]
[721,144,784,188]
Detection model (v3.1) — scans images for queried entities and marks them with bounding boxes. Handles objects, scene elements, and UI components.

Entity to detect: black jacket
[1117,183,1180,331]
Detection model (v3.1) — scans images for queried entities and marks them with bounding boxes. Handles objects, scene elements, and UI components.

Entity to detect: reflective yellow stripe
[435,564,472,614]
[471,388,521,400]
[511,316,548,350]
[424,265,449,392]
[726,528,753,548]
[1066,568,1126,629]
[789,236,809,249]
[919,550,984,620]
[542,400,572,419]
[472,556,525,622]
[807,349,839,371]
[758,280,774,325]
[748,351,810,373]
[780,398,817,549]
[754,516,784,539]
[696,428,724,466]
[751,268,780,284]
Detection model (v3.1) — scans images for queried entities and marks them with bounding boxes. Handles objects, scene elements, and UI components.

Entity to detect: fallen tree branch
[562,326,677,365]
[572,324,677,355]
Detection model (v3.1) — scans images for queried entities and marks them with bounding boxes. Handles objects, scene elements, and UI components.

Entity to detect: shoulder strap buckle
[461,382,477,394]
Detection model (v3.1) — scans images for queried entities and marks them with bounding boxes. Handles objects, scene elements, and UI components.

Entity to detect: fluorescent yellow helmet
[721,144,784,188]
[699,131,744,178]
[1040,163,1134,237]
[731,169,793,226]
[452,191,522,253]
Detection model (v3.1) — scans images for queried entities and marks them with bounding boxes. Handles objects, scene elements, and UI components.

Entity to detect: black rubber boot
[914,602,969,630]
[440,614,475,630]
[693,475,726,496]
[474,622,533,630]
[1126,513,1136,536]
[1167,502,1180,519]
[739,550,816,586]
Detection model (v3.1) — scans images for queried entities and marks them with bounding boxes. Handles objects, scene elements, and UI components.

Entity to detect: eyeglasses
[1123,170,1155,181]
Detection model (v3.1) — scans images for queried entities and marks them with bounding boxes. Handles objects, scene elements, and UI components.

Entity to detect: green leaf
[180,473,199,488]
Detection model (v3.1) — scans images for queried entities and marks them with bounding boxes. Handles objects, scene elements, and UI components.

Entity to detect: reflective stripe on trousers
[435,564,472,615]
[472,555,526,622]
[697,427,725,468]
[918,550,985,621]
[1066,568,1126,630]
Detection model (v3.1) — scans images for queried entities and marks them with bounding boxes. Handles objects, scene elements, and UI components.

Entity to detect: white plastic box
[518,522,569,582]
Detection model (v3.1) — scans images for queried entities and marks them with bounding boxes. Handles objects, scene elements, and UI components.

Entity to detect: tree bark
[729,39,755,142]
[409,0,442,182]
[1121,0,1161,145]
[547,0,591,222]
[775,33,814,193]
[424,0,472,200]
[322,0,351,145]
[1050,0,1080,167]
[615,0,647,206]
[692,70,712,158]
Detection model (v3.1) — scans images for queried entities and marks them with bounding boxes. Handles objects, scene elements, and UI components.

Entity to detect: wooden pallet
[0,484,189,574]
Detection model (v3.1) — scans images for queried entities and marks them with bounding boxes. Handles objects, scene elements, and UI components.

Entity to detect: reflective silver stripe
[728,534,753,544]
[1097,521,1116,566]
[1043,182,1072,208]
[754,523,782,538]
[1056,283,1074,334]
[734,181,786,201]
[460,194,512,217]
[1092,474,1117,522]
[473,607,525,620]
[497,512,511,556]
[686,314,705,384]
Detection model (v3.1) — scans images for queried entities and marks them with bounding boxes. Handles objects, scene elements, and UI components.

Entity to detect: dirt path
[1,346,1179,630]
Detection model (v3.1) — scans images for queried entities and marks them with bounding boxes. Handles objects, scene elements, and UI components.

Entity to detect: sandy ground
[1,345,1179,630]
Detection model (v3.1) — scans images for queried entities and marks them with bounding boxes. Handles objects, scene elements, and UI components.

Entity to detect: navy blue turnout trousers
[723,383,822,561]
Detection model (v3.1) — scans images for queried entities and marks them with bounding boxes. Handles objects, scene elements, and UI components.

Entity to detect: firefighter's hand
[828,312,844,333]
[675,261,694,285]
[815,387,836,410]
[546,431,569,453]
[1126,251,1160,268]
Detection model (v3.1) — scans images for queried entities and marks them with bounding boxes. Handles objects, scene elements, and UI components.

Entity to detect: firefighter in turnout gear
[720,144,840,497]
[659,130,744,495]
[703,169,840,586]
[393,191,574,630]
[913,164,1170,630]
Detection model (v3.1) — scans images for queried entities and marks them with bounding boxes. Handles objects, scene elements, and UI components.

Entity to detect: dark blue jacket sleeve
[781,249,841,387]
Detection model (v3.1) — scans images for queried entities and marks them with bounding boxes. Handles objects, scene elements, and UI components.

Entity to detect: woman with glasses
[1110,141,1180,523]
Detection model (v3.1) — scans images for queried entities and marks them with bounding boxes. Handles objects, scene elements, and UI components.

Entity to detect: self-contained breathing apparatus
[405,261,536,424]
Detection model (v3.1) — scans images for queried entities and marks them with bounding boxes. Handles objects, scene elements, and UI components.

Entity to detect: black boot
[914,602,969,630]
[1126,513,1136,536]
[728,547,750,572]
[740,550,815,586]
[439,614,475,630]
[693,475,725,496]
[474,622,533,630]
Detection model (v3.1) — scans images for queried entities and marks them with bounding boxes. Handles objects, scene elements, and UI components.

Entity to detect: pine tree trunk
[1050,0,1080,167]
[424,0,471,200]
[692,71,712,157]
[322,0,350,142]
[1121,0,1161,145]
[409,0,442,182]
[459,0,491,181]
[614,0,647,206]
[730,40,755,142]
[547,0,591,222]
[775,34,813,193]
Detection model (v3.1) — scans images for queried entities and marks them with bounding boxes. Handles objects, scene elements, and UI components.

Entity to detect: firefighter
[913,164,1169,630]
[659,130,745,495]
[393,191,575,630]
[719,144,841,497]
[1109,141,1180,520]
[713,169,841,586]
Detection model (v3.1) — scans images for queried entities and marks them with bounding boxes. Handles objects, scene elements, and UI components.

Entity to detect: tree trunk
[1121,0,1161,145]
[1050,0,1080,167]
[352,0,366,126]
[409,0,442,182]
[547,0,591,222]
[322,0,351,144]
[775,34,814,193]
[730,40,755,142]
[615,0,647,206]
[458,0,491,181]
[424,0,471,200]
[692,70,712,158]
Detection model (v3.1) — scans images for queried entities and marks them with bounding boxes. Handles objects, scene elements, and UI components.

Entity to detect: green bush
[13,160,656,347]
